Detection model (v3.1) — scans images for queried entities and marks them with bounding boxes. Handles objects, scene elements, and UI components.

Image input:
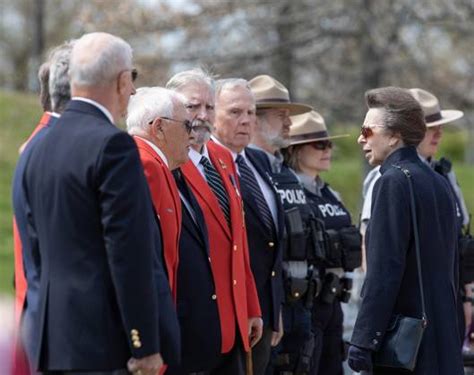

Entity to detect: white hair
[70,32,132,87]
[166,67,215,95]
[215,78,254,101]
[126,87,186,132]
[48,40,76,113]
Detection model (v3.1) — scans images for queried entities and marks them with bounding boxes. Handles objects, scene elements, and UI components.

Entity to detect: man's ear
[117,71,128,95]
[151,118,164,138]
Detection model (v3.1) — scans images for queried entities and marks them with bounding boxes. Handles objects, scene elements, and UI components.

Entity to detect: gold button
[331,287,337,293]
[268,242,275,248]
[233,280,237,286]
[131,333,139,339]
[133,340,142,348]
[211,294,217,300]
[271,271,276,277]
[294,292,300,297]
[233,245,237,251]
[131,329,138,335]
[208,257,211,263]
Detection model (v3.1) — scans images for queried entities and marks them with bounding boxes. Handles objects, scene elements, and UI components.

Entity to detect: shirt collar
[72,97,115,124]
[136,136,169,167]
[50,112,61,118]
[189,144,210,167]
[248,143,283,172]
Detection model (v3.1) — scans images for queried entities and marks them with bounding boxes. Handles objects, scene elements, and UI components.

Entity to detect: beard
[190,119,214,146]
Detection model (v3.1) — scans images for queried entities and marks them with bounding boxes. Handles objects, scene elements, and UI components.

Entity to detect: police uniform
[249,148,320,375]
[299,175,352,375]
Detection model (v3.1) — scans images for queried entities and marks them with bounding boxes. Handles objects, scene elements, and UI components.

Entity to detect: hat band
[256,97,290,104]
[425,111,442,123]
[291,130,328,142]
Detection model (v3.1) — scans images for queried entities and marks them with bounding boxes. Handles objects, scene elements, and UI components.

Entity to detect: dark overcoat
[351,146,464,374]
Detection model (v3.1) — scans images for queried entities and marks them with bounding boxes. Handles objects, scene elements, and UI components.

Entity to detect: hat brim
[256,102,313,116]
[289,133,349,146]
[426,110,464,127]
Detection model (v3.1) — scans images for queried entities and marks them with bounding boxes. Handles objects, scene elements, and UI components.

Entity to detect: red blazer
[134,137,181,300]
[14,112,51,323]
[181,142,261,353]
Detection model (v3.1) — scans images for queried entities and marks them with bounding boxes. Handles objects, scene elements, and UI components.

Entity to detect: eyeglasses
[309,140,333,150]
[131,68,138,82]
[149,117,193,134]
[360,125,385,138]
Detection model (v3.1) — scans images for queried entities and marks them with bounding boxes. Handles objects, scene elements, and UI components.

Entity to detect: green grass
[0,90,473,295]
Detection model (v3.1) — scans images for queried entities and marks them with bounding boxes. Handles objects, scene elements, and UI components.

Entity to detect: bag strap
[393,165,428,328]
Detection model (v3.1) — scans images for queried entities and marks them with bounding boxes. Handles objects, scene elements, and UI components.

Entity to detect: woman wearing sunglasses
[283,110,362,375]
[348,87,463,375]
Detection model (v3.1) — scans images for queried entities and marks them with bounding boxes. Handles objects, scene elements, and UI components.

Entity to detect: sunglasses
[149,117,193,134]
[360,125,385,138]
[309,140,333,150]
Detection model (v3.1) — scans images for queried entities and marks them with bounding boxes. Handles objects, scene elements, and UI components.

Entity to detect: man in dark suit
[211,78,285,374]
[12,40,74,375]
[22,32,178,375]
[167,69,262,374]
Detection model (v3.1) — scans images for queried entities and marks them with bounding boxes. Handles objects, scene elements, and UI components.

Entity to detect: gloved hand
[348,345,373,373]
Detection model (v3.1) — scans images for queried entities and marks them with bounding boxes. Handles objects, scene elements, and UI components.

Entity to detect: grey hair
[215,78,254,101]
[70,32,133,87]
[126,87,186,132]
[48,40,76,113]
[166,67,215,95]
[37,62,51,112]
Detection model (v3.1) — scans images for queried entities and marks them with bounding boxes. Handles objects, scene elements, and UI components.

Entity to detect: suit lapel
[246,148,284,236]
[181,160,231,239]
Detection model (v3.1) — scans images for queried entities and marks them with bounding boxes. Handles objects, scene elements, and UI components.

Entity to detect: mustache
[191,119,213,132]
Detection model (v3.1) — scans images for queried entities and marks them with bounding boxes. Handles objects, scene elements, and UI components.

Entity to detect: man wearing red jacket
[167,69,262,374]
[127,87,192,298]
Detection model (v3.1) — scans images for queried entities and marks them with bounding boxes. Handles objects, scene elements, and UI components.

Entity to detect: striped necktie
[236,154,274,231]
[200,156,231,226]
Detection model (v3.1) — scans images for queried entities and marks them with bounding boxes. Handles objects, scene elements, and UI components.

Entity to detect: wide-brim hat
[289,110,349,146]
[409,88,464,127]
[249,75,313,115]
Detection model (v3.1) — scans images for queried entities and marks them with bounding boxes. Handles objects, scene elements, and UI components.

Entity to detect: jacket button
[133,340,142,348]
[233,280,237,286]
[211,294,217,300]
[131,329,138,335]
[268,242,275,248]
[271,271,276,277]
[208,257,211,263]
[376,331,381,337]
[372,339,378,345]
[294,292,300,298]
[233,245,237,251]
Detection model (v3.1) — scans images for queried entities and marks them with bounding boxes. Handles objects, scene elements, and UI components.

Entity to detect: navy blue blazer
[351,146,463,374]
[171,169,221,372]
[12,115,57,365]
[244,147,285,331]
[23,100,178,371]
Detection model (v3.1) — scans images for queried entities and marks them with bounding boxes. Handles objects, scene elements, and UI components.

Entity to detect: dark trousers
[167,330,245,375]
[44,371,129,375]
[310,298,344,375]
[252,326,273,375]
[272,301,313,374]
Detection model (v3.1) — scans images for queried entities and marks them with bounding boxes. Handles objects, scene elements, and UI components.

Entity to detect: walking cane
[246,348,253,375]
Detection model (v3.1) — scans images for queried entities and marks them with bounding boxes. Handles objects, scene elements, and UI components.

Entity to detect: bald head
[70,32,132,88]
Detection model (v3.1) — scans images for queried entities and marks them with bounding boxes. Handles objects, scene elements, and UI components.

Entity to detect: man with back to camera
[166,68,262,374]
[12,40,75,375]
[22,32,178,375]
[211,78,285,374]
